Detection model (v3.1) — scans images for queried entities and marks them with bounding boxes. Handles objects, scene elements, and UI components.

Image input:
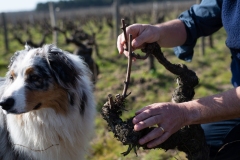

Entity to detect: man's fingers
[146,132,171,148]
[132,33,146,49]
[133,114,162,131]
[134,105,152,115]
[117,33,125,54]
[133,107,153,124]
[133,105,161,121]
[132,27,154,48]
[138,127,165,145]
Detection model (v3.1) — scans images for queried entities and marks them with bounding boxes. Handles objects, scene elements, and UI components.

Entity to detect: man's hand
[132,102,188,148]
[117,24,161,57]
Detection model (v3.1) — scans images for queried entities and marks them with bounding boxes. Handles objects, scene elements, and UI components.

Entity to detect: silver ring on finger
[159,126,165,133]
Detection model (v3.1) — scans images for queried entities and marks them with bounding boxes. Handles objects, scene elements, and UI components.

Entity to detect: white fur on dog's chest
[6,108,88,160]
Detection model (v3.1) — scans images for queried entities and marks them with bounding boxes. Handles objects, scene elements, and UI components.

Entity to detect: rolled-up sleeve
[174,0,223,61]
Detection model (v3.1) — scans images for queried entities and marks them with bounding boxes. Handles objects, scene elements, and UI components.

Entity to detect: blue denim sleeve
[174,0,223,61]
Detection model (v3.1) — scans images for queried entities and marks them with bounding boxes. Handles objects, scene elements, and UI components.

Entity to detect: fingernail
[132,40,137,47]
[134,125,137,131]
[132,118,136,123]
[139,139,145,145]
[134,124,139,130]
[147,144,152,148]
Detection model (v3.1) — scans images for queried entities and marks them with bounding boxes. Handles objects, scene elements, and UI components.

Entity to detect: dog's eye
[26,74,44,88]
[29,75,41,82]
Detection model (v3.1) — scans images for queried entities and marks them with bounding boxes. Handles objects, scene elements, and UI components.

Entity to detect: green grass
[0,14,231,160]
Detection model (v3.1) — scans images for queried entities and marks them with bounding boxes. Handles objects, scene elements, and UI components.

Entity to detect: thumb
[132,31,151,49]
[131,37,144,49]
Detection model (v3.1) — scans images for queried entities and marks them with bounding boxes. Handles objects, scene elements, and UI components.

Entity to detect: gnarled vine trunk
[101,42,209,160]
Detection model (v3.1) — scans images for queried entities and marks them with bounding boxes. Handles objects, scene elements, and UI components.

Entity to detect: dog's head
[0,44,90,114]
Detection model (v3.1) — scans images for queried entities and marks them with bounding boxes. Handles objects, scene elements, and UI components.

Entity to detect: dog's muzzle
[0,98,15,112]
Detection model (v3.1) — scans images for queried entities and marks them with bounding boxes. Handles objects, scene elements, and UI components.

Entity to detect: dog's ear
[8,52,20,69]
[25,44,32,51]
[46,46,81,88]
[9,45,32,69]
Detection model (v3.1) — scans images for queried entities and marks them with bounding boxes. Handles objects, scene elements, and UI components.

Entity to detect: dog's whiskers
[13,143,59,152]
[11,94,25,96]
[25,100,38,104]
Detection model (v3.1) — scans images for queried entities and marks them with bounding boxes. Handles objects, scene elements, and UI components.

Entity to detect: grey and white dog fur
[0,44,95,160]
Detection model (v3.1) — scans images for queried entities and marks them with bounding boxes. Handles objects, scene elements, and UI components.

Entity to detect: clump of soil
[101,42,209,160]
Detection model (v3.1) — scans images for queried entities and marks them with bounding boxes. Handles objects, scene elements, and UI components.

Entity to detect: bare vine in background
[101,19,209,160]
[53,26,99,84]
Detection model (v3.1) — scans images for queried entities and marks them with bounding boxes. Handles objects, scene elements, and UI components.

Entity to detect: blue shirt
[174,0,240,87]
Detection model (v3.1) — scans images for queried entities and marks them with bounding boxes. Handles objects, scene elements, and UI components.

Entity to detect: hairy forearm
[155,19,187,48]
[184,87,240,125]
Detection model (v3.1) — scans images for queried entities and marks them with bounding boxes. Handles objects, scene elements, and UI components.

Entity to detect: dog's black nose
[0,98,15,111]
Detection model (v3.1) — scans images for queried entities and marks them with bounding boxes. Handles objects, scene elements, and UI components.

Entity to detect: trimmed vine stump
[101,22,209,159]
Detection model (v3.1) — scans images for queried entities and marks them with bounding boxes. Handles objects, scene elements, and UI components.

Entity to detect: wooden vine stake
[122,34,132,98]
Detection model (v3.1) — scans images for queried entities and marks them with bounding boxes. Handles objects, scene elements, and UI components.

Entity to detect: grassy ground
[0,12,231,160]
